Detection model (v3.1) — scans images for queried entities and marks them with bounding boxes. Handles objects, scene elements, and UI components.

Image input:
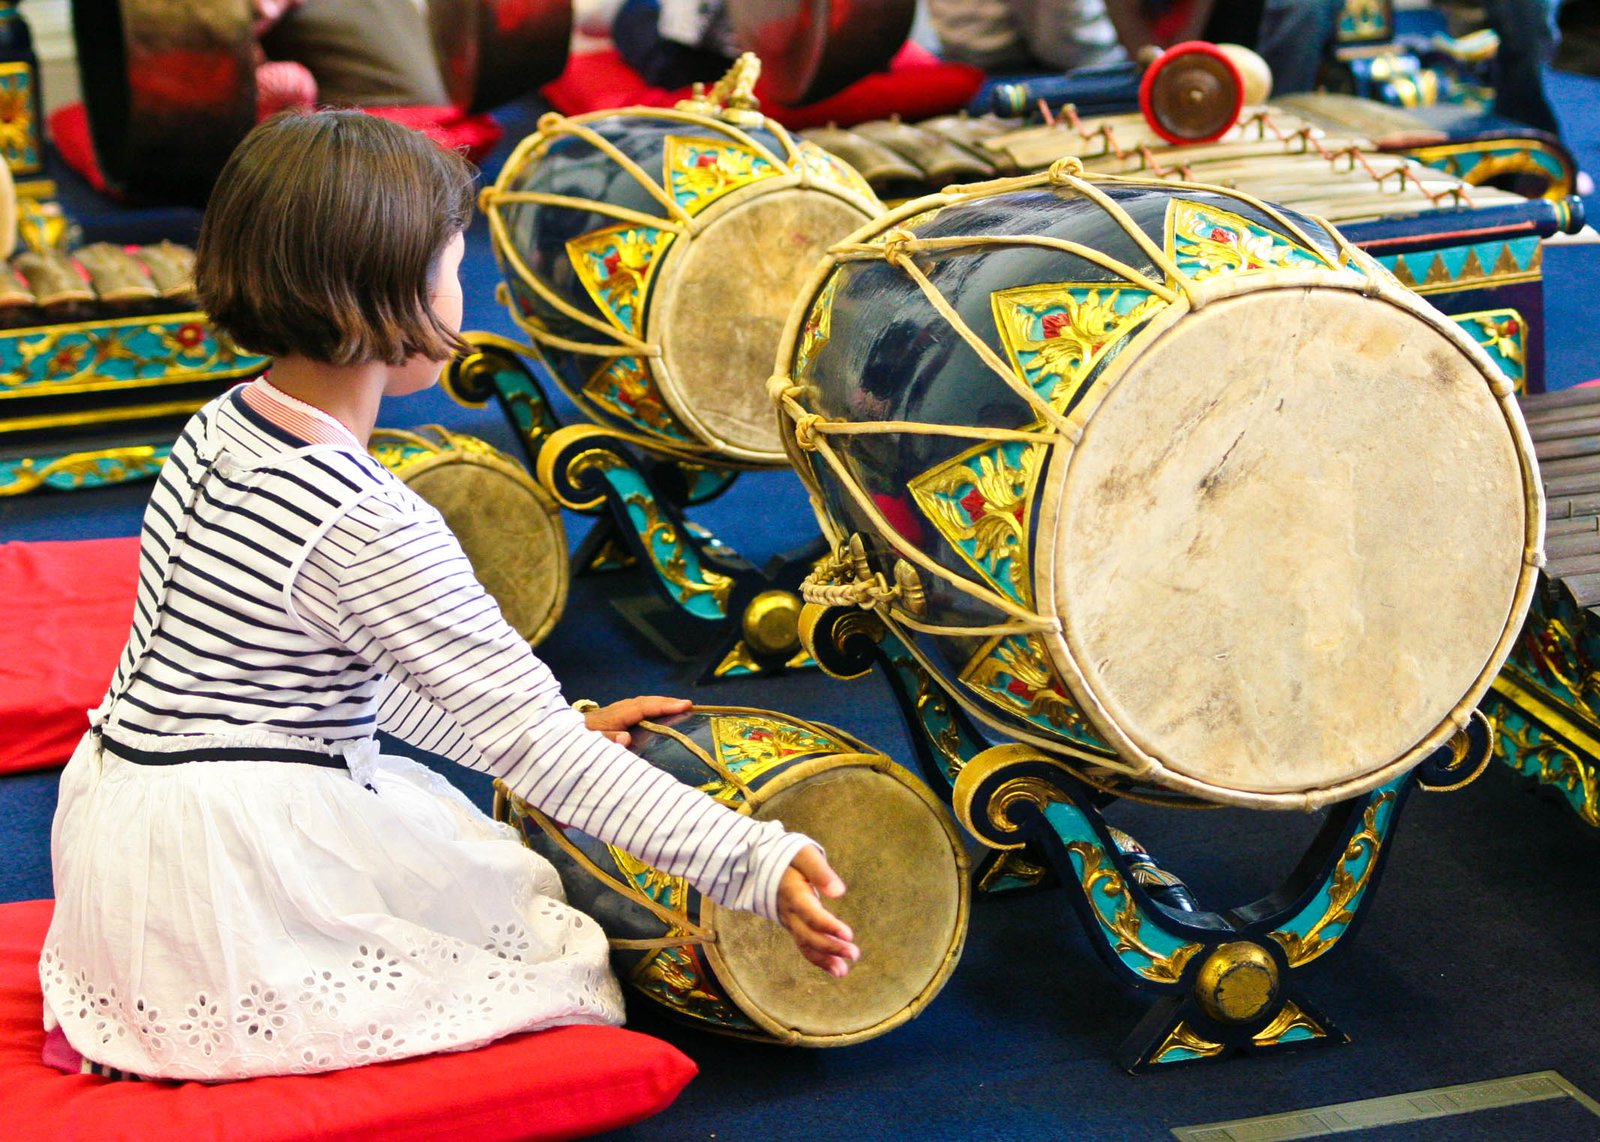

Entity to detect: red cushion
[0,538,140,776]
[48,103,113,197]
[0,899,697,1141]
[542,42,984,129]
[362,105,505,161]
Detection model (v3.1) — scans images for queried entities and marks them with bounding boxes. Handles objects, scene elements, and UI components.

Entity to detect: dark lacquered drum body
[495,706,969,1045]
[482,98,883,465]
[775,166,1543,809]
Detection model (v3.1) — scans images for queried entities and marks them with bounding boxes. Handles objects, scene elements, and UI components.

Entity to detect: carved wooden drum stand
[775,162,1541,1069]
[464,56,885,679]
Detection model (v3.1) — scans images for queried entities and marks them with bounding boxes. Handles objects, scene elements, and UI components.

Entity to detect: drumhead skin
[370,428,568,647]
[775,176,1541,808]
[656,187,873,457]
[708,762,967,1042]
[485,106,882,465]
[1045,286,1525,796]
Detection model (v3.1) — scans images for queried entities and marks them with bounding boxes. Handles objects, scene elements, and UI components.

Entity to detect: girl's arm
[297,499,830,928]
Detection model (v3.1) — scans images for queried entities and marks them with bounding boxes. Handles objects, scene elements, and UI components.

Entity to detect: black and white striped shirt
[94,380,809,920]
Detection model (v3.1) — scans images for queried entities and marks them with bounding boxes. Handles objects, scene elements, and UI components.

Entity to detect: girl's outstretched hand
[777,845,860,978]
[583,696,693,746]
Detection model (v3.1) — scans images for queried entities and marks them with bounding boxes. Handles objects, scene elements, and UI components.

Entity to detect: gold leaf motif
[1253,999,1325,1046]
[1496,715,1600,827]
[793,276,838,380]
[566,225,674,335]
[0,77,32,163]
[1269,791,1394,965]
[0,446,165,495]
[620,490,736,611]
[992,283,1165,412]
[583,356,692,441]
[1066,841,1203,984]
[608,844,687,910]
[712,716,835,776]
[1154,1020,1226,1063]
[665,136,777,214]
[999,289,1164,405]
[910,441,1047,605]
[1167,200,1328,283]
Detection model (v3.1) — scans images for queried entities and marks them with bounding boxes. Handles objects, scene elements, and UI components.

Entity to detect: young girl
[39,109,858,1081]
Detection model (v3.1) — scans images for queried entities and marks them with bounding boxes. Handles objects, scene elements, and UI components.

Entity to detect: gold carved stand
[803,604,1493,1072]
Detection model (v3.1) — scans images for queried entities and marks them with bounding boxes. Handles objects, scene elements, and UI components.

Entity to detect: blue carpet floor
[4,62,1600,1142]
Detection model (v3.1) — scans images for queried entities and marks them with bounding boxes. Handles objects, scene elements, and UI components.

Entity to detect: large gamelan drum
[774,161,1543,810]
[480,58,883,466]
[495,706,969,1045]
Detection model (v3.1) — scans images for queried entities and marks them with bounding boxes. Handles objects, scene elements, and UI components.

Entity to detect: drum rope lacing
[774,166,1372,634]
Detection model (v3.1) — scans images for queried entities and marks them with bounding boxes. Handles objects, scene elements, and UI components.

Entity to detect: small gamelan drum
[369,427,568,647]
[479,56,883,466]
[774,162,1543,810]
[495,705,970,1045]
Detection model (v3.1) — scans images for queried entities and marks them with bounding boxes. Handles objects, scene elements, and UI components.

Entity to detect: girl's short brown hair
[195,109,477,366]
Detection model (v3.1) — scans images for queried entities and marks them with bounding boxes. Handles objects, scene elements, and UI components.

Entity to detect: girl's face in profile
[388,231,467,397]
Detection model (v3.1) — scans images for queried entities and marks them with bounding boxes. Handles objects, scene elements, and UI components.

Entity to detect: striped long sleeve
[292,496,811,922]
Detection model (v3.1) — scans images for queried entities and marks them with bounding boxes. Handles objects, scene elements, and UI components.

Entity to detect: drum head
[400,450,568,647]
[1045,285,1529,800]
[654,187,873,462]
[709,762,966,1044]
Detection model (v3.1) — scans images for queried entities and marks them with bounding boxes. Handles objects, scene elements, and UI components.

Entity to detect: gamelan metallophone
[0,242,268,495]
[1484,383,1600,829]
[805,102,1588,393]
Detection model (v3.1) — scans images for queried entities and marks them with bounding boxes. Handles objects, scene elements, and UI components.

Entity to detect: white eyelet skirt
[39,730,625,1080]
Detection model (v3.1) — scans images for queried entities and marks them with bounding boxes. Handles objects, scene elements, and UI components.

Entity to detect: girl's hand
[777,845,859,978]
[583,695,692,746]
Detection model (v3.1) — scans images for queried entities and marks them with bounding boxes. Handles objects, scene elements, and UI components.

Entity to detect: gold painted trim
[1493,667,1600,759]
[0,397,209,434]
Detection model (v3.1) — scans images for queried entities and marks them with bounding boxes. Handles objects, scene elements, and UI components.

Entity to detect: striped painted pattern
[96,380,809,920]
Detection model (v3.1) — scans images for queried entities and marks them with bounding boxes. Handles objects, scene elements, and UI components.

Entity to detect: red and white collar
[239,376,363,449]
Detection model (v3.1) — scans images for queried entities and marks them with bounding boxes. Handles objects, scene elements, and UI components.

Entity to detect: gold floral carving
[0,445,164,495]
[910,440,1046,605]
[1066,840,1204,984]
[664,135,777,215]
[1252,999,1325,1046]
[566,224,675,334]
[1497,716,1600,828]
[622,490,736,612]
[993,284,1164,409]
[1166,199,1328,282]
[1269,791,1394,966]
[1154,1020,1227,1063]
[607,844,689,913]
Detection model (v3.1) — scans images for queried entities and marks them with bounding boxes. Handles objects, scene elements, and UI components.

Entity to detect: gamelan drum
[495,705,969,1045]
[370,426,568,646]
[774,161,1542,810]
[480,57,883,466]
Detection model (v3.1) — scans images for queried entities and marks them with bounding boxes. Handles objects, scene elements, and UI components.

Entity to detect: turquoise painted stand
[802,606,1491,1072]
